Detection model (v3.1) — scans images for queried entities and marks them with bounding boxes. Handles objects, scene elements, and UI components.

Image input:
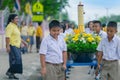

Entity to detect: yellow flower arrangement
[66,30,101,54]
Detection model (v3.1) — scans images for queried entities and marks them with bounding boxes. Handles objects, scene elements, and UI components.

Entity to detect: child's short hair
[107,21,117,29]
[93,20,102,27]
[49,20,61,29]
[102,23,106,28]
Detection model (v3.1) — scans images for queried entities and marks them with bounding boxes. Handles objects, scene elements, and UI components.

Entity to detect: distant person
[20,21,28,54]
[36,22,43,53]
[97,21,120,80]
[85,21,94,34]
[102,23,107,32]
[87,21,97,75]
[5,14,27,79]
[70,23,75,30]
[39,20,67,80]
[27,21,35,53]
[64,20,74,35]
[59,22,66,38]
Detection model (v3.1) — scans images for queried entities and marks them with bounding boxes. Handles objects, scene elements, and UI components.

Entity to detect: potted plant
[65,29,101,62]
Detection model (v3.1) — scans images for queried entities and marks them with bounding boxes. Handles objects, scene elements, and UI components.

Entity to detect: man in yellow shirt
[36,22,43,53]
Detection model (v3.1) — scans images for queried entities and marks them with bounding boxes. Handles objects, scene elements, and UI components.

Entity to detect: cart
[66,57,98,80]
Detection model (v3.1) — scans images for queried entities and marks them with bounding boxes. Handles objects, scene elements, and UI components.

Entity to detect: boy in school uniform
[97,21,120,80]
[39,20,67,80]
[94,20,107,38]
[88,20,107,76]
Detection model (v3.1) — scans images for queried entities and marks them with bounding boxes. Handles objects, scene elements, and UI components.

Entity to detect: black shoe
[13,75,19,79]
[6,73,19,80]
[9,75,19,80]
[6,72,11,76]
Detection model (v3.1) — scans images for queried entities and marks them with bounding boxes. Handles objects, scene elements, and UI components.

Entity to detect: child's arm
[97,51,103,69]
[62,51,67,70]
[96,38,104,68]
[39,38,47,76]
[62,38,67,70]
[40,54,46,76]
[40,54,46,68]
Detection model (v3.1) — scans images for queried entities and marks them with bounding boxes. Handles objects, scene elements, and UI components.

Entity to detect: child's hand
[62,64,67,70]
[41,67,46,77]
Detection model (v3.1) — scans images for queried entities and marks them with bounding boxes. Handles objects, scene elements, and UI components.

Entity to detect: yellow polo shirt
[5,22,21,48]
[36,26,43,38]
[21,26,28,36]
[27,26,35,36]
[103,27,107,32]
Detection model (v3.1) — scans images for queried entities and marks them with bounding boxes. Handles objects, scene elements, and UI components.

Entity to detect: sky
[65,0,120,24]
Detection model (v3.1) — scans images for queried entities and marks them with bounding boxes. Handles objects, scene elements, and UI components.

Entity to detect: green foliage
[0,0,14,11]
[99,15,120,23]
[0,0,69,20]
[54,12,69,21]
[41,0,69,18]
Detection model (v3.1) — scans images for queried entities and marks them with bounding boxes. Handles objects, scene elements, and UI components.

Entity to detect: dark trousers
[36,36,41,49]
[7,45,23,74]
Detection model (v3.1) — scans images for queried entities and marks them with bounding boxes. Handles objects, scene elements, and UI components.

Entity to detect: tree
[0,0,69,19]
[54,12,69,21]
[0,0,14,11]
[99,15,120,24]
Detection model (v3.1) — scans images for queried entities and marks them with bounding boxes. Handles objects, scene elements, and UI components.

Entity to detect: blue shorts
[29,36,34,45]
[21,35,27,41]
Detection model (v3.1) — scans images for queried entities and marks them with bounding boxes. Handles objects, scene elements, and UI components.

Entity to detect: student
[20,21,28,53]
[27,21,35,53]
[59,22,66,38]
[39,20,67,80]
[97,21,120,80]
[64,20,74,35]
[36,22,43,53]
[85,21,94,34]
[94,20,107,38]
[92,20,107,79]
[102,23,107,32]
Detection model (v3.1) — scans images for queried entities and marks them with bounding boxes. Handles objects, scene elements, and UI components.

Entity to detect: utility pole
[59,0,62,22]
[106,8,109,24]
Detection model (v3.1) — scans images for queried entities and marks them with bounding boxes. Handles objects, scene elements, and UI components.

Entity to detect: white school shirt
[85,28,93,34]
[64,28,74,35]
[98,30,107,39]
[39,35,67,64]
[59,33,66,39]
[97,35,120,60]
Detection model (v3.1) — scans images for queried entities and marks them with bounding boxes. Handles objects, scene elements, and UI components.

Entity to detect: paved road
[1,50,120,80]
[0,50,40,80]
